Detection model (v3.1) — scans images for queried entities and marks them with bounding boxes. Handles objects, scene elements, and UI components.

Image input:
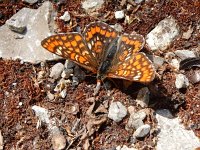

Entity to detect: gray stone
[115,10,125,20]
[188,70,200,84]
[152,55,164,70]
[64,60,76,69]
[113,23,124,32]
[133,124,151,138]
[135,0,144,4]
[50,63,64,80]
[82,0,104,13]
[59,11,71,22]
[136,87,150,108]
[175,74,189,89]
[156,109,200,150]
[0,2,59,63]
[108,102,127,122]
[126,111,147,130]
[174,50,196,60]
[23,0,38,4]
[60,89,67,98]
[146,16,180,51]
[6,18,26,33]
[61,68,73,79]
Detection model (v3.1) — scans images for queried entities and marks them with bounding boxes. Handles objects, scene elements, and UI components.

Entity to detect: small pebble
[51,128,66,150]
[115,10,125,20]
[170,58,180,70]
[59,11,71,22]
[6,18,26,33]
[188,70,200,84]
[50,63,64,80]
[61,68,73,79]
[47,91,55,101]
[60,89,67,98]
[175,74,189,89]
[23,0,38,4]
[135,0,144,4]
[0,130,3,150]
[136,87,150,108]
[133,124,151,138]
[152,55,164,70]
[174,50,196,60]
[126,111,147,130]
[108,101,127,122]
[65,60,75,69]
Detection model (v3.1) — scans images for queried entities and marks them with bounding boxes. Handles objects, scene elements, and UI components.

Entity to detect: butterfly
[41,22,155,95]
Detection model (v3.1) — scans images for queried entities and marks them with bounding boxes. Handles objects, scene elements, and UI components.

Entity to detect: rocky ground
[0,0,200,150]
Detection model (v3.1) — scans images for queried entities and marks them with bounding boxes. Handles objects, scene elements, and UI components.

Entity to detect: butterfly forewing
[107,52,155,82]
[41,33,98,73]
[83,22,118,65]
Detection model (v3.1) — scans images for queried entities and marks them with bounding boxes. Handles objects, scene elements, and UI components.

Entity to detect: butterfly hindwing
[107,52,155,82]
[41,33,98,73]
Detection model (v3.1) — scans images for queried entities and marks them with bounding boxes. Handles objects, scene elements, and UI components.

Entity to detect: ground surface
[0,0,200,149]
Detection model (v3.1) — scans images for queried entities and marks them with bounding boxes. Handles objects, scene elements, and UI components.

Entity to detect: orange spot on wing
[96,26,100,32]
[58,41,63,45]
[79,56,86,63]
[118,70,124,76]
[64,42,71,47]
[70,53,76,60]
[112,32,117,38]
[133,61,139,66]
[47,39,51,43]
[75,35,82,41]
[53,41,59,46]
[75,48,80,53]
[105,32,111,37]
[71,41,77,47]
[122,36,128,42]
[100,30,106,35]
[135,54,142,60]
[87,32,92,39]
[91,27,96,34]
[61,36,67,41]
[79,43,85,48]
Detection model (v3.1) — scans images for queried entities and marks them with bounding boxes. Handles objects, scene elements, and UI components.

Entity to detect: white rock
[156,109,200,150]
[174,50,196,60]
[146,16,180,51]
[133,124,151,138]
[23,0,38,4]
[50,63,64,80]
[170,58,180,70]
[0,2,59,63]
[108,102,127,122]
[59,11,70,22]
[82,0,104,13]
[60,89,67,98]
[135,0,144,4]
[175,74,189,89]
[126,111,147,130]
[115,10,125,20]
[136,87,150,108]
[32,105,50,124]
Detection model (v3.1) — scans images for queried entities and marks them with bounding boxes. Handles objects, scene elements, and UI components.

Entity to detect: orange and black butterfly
[41,22,155,94]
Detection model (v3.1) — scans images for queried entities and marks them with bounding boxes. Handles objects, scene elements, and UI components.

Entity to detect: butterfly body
[41,22,155,94]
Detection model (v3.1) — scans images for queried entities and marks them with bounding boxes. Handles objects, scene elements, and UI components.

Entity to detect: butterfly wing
[41,33,98,73]
[107,34,155,82]
[83,22,118,65]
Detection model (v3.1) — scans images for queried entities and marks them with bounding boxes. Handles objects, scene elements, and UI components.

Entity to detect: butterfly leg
[93,80,101,95]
